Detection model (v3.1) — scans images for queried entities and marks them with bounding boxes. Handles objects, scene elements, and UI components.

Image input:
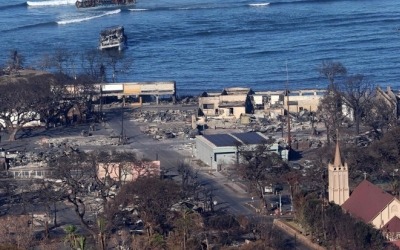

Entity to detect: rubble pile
[176,95,198,105]
[130,109,198,140]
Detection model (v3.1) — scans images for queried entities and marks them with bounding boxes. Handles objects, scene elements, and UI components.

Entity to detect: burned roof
[232,132,267,145]
[202,134,242,147]
[218,101,246,107]
[100,26,124,36]
[342,180,394,223]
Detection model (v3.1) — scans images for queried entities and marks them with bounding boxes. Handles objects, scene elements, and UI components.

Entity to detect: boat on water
[99,26,127,51]
[75,0,135,8]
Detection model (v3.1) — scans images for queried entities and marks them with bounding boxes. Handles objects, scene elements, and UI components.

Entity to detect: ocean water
[0,0,399,94]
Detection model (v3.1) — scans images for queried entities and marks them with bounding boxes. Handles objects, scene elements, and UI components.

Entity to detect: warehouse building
[195,132,288,170]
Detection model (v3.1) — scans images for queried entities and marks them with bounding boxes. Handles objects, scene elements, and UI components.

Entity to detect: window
[203,104,214,109]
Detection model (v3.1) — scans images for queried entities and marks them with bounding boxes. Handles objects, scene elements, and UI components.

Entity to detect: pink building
[97,160,160,183]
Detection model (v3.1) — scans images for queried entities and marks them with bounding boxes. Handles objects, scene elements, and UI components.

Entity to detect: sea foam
[129,8,148,11]
[57,9,121,25]
[27,0,76,6]
[248,3,270,7]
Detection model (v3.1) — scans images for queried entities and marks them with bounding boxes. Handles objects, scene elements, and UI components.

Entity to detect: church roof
[390,240,400,248]
[333,140,342,166]
[342,180,394,223]
[383,216,400,233]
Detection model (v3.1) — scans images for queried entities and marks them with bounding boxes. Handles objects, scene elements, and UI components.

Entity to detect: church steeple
[328,132,349,205]
[334,137,342,167]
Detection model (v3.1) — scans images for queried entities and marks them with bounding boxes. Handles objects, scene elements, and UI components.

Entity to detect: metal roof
[342,180,394,223]
[231,132,267,145]
[202,134,242,147]
[383,216,400,233]
[202,132,267,147]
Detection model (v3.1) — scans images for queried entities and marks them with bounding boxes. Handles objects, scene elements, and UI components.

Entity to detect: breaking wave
[57,9,121,25]
[27,0,76,6]
[248,3,270,7]
[129,8,148,11]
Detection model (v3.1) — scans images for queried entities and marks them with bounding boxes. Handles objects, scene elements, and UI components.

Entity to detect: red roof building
[341,180,400,241]
[342,180,394,223]
[329,137,400,241]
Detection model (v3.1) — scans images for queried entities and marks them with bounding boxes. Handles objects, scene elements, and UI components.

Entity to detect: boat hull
[98,26,127,51]
[99,42,126,51]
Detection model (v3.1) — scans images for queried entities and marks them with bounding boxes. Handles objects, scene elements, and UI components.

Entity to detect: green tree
[64,225,78,249]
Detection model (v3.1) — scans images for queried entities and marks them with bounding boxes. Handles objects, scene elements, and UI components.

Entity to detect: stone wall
[273,219,325,250]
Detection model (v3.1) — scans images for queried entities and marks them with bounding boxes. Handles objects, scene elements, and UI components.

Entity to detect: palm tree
[64,224,78,249]
[76,236,86,250]
[97,217,107,250]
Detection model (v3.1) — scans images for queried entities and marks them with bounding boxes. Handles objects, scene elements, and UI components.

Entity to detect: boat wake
[57,9,121,25]
[27,0,76,6]
[248,3,270,7]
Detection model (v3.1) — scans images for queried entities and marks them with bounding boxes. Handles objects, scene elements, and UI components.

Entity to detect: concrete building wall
[372,199,400,229]
[199,96,220,116]
[199,95,248,119]
[270,94,282,105]
[97,161,160,183]
[195,136,215,169]
[328,162,349,206]
[220,94,247,102]
[102,84,123,91]
[253,95,264,106]
[284,95,322,113]
[195,136,238,170]
[214,147,237,169]
[196,134,288,169]
[220,106,246,119]
[100,82,176,96]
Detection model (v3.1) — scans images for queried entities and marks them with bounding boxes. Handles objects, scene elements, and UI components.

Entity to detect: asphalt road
[104,107,254,212]
[104,106,312,250]
[0,105,311,249]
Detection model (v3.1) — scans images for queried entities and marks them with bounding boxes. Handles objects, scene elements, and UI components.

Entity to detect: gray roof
[232,132,267,145]
[203,134,242,147]
[203,132,267,147]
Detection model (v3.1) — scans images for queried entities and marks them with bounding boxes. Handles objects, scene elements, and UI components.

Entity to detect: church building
[328,139,400,242]
[328,140,349,205]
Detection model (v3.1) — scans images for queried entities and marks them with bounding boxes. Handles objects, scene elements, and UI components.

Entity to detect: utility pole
[120,95,125,144]
[286,62,292,150]
[99,63,105,121]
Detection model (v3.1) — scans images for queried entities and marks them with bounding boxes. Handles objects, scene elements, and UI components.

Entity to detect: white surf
[57,9,121,25]
[249,3,270,7]
[129,8,148,11]
[27,0,76,6]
